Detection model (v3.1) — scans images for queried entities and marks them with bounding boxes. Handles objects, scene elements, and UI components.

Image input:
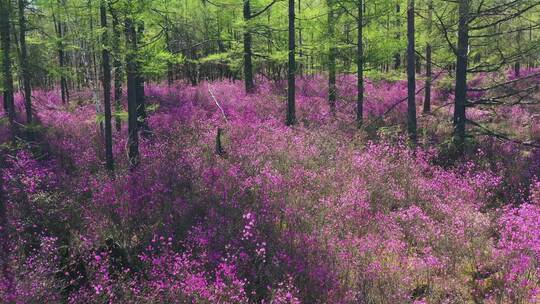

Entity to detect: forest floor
[1,70,540,303]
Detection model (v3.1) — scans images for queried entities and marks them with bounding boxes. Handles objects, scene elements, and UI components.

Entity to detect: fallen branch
[208,85,228,157]
[208,85,228,123]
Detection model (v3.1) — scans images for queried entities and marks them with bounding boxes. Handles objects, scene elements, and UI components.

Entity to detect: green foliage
[142,50,184,78]
[96,111,129,124]
[3,0,540,95]
[146,103,160,113]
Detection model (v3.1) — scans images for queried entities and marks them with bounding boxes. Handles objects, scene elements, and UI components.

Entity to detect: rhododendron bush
[1,75,539,303]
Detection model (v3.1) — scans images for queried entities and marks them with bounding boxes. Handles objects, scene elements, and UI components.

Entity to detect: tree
[423,0,432,113]
[100,0,114,172]
[431,0,540,153]
[394,2,401,69]
[327,0,337,115]
[53,0,69,104]
[243,0,255,93]
[18,0,32,124]
[125,13,139,168]
[110,4,123,132]
[452,0,469,152]
[1,0,15,131]
[356,0,364,127]
[242,0,278,94]
[135,21,149,136]
[406,0,417,144]
[286,0,296,126]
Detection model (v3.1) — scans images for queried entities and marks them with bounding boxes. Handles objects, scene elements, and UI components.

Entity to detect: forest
[0,0,540,302]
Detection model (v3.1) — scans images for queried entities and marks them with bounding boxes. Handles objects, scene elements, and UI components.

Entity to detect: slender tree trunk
[1,0,15,131]
[327,0,337,115]
[394,3,401,69]
[18,0,32,124]
[356,0,364,127]
[165,23,173,86]
[407,0,417,144]
[135,22,149,136]
[243,0,255,93]
[125,16,139,168]
[423,0,432,113]
[298,0,303,75]
[286,0,296,126]
[54,11,69,104]
[110,6,122,132]
[0,0,14,281]
[88,0,103,135]
[453,0,469,154]
[100,1,114,172]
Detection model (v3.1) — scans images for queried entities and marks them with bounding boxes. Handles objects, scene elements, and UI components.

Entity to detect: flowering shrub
[1,74,539,303]
[495,181,540,303]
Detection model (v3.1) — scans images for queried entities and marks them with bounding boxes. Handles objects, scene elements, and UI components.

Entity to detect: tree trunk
[394,3,401,70]
[125,16,139,168]
[327,0,337,115]
[453,0,469,154]
[165,23,174,86]
[100,1,114,172]
[407,0,417,144]
[1,0,15,131]
[54,11,69,104]
[243,0,255,93]
[135,22,149,136]
[423,0,432,113]
[110,6,122,132]
[356,0,364,127]
[298,0,303,75]
[286,0,296,126]
[18,0,32,124]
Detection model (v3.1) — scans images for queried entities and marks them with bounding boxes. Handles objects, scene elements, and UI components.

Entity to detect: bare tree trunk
[407,0,417,144]
[54,1,69,104]
[356,0,364,127]
[423,0,432,113]
[243,0,255,93]
[394,3,401,69]
[1,0,15,132]
[286,0,296,126]
[100,0,114,172]
[327,0,337,115]
[110,6,122,132]
[18,0,32,123]
[453,0,469,154]
[165,22,173,86]
[298,0,303,76]
[135,22,149,136]
[0,1,14,291]
[125,16,139,168]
